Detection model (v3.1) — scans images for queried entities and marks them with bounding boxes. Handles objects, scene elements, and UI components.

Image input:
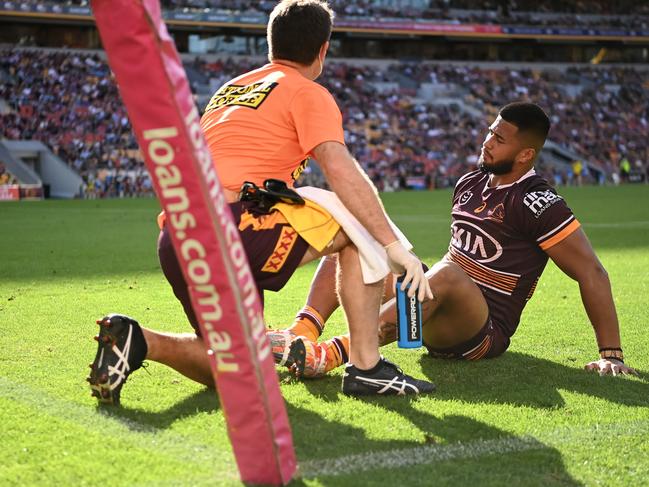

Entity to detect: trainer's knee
[299,230,350,266]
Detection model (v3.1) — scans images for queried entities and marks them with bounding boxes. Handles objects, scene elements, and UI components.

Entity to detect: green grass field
[1,186,648,486]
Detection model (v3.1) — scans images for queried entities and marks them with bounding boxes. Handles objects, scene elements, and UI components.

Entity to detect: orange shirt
[200,63,345,192]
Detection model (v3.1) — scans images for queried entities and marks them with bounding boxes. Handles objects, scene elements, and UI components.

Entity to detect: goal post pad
[90,1,297,484]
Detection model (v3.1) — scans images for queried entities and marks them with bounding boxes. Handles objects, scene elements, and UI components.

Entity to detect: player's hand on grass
[584,358,638,377]
[385,241,433,302]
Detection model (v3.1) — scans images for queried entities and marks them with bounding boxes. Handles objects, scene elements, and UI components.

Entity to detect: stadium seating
[0,49,153,197]
[1,48,647,195]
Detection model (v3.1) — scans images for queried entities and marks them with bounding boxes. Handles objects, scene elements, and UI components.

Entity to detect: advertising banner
[0,184,20,201]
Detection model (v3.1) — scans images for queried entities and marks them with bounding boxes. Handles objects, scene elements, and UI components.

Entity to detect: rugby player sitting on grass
[270,102,637,379]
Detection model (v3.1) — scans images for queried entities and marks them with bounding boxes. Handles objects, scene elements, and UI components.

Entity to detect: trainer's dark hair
[267,0,334,65]
[499,102,550,147]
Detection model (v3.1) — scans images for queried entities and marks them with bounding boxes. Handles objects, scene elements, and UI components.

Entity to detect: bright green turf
[1,186,648,486]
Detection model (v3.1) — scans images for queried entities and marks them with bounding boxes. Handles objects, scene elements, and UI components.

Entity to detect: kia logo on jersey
[450,221,503,263]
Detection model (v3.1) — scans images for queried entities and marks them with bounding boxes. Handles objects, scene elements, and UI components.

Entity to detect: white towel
[295,186,412,284]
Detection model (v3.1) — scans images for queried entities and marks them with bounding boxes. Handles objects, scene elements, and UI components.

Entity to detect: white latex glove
[385,241,434,302]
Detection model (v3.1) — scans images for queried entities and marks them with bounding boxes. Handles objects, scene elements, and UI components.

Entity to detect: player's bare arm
[312,140,433,301]
[545,228,637,376]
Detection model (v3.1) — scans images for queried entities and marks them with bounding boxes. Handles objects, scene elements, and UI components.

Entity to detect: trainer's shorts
[157,201,310,332]
[424,317,510,360]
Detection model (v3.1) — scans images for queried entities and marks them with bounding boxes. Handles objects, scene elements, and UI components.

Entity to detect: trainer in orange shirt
[88,0,435,404]
[200,61,345,195]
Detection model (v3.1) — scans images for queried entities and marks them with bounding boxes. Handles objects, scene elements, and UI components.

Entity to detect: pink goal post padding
[90,1,297,484]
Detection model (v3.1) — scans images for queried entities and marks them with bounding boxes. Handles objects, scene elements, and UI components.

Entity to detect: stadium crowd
[394,63,649,184]
[0,49,153,196]
[9,0,649,29]
[1,48,648,196]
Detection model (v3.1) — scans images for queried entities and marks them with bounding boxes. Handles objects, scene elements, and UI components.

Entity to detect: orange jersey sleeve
[290,84,345,155]
[200,64,345,192]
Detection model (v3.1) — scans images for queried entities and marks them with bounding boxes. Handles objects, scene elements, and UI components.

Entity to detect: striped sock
[288,305,324,342]
[324,334,350,373]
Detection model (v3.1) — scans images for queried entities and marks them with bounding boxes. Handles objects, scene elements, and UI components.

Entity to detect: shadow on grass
[285,399,581,486]
[98,387,219,431]
[86,364,585,485]
[419,351,649,408]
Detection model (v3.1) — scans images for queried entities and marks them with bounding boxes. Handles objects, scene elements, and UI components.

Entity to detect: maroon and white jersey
[446,169,581,337]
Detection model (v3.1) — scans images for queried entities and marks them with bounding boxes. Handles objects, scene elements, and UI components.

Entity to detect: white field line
[4,375,649,482]
[299,420,649,478]
[155,419,649,485]
[0,376,238,479]
[300,436,543,478]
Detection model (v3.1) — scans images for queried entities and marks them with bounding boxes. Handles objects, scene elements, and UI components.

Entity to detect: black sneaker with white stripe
[342,357,436,396]
[87,314,147,405]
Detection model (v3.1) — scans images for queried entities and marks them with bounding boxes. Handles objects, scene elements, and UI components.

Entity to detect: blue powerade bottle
[395,274,423,348]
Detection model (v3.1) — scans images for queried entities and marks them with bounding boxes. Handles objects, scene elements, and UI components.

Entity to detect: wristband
[599,347,624,363]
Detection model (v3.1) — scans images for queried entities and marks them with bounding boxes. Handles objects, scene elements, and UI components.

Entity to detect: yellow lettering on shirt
[204,82,278,112]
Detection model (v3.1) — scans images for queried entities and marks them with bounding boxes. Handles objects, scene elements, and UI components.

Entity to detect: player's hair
[267,0,334,65]
[499,102,551,146]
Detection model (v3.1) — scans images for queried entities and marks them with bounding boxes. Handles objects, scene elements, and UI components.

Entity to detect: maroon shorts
[157,201,310,332]
[424,317,510,360]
